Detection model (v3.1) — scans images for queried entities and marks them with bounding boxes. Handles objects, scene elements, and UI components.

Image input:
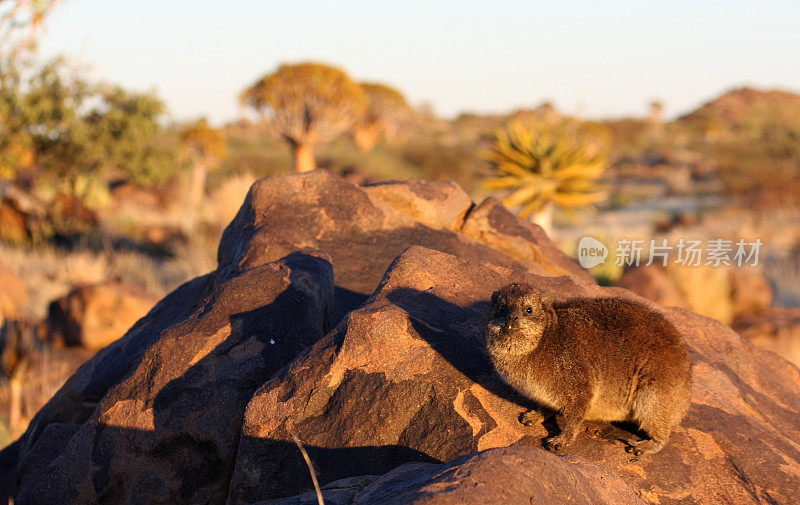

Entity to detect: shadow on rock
[11,252,336,505]
[228,437,438,503]
[386,286,651,445]
[386,286,534,409]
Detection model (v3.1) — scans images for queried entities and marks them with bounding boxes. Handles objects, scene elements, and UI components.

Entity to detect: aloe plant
[483,118,609,234]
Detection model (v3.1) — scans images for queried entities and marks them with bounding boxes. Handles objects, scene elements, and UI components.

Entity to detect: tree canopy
[240,62,366,172]
[353,82,411,150]
[180,117,227,204]
[180,118,227,163]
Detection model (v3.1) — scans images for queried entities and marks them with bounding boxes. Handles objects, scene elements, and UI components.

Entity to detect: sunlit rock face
[4,171,800,505]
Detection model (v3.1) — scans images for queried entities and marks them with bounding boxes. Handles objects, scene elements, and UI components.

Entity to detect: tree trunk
[531,201,554,238]
[190,160,208,206]
[353,123,381,151]
[292,142,316,173]
[9,374,23,438]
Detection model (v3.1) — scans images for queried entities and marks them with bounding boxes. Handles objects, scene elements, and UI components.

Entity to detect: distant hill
[679,87,800,139]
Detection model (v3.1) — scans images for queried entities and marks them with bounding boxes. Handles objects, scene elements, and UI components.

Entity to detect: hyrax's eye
[525,306,533,314]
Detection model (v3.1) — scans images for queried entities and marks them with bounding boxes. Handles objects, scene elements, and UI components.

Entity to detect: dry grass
[664,265,734,324]
[289,429,326,505]
[5,171,252,318]
[559,202,800,311]
[0,240,216,319]
[0,349,87,447]
[201,172,258,227]
[0,176,242,444]
[0,237,218,446]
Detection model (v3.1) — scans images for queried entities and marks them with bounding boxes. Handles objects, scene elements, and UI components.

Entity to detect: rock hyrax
[484,283,691,455]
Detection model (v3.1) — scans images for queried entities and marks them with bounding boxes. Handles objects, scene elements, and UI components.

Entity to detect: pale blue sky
[38,0,800,125]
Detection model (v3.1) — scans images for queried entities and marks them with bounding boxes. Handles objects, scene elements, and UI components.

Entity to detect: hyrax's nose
[510,315,519,322]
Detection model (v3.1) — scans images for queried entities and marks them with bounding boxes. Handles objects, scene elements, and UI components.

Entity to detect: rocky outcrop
[46,283,160,350]
[616,264,686,309]
[617,265,776,322]
[734,307,800,368]
[217,170,591,322]
[227,245,800,505]
[3,171,800,505]
[729,268,773,316]
[260,446,647,505]
[10,251,334,504]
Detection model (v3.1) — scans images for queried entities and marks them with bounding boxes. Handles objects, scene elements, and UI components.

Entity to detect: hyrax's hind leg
[626,379,687,456]
[626,431,667,455]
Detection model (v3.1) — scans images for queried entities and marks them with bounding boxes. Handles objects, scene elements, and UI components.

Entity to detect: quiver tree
[649,100,665,138]
[240,62,366,173]
[179,118,227,205]
[483,118,610,236]
[353,82,411,151]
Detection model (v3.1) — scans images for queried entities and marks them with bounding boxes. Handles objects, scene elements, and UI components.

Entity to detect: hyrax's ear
[491,290,499,305]
[541,292,554,309]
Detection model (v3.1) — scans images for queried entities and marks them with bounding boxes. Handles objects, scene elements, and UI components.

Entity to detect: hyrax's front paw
[625,438,665,456]
[544,434,570,452]
[519,410,544,426]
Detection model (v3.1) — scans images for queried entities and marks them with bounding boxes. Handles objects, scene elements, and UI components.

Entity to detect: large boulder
[361,179,473,231]
[217,170,591,322]
[46,283,160,350]
[260,446,647,505]
[10,251,334,504]
[4,171,800,505]
[227,246,800,505]
[616,264,687,309]
[617,264,735,324]
[734,307,800,368]
[617,265,775,326]
[729,268,773,317]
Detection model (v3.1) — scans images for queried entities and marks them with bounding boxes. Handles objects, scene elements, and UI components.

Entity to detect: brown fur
[484,283,691,455]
